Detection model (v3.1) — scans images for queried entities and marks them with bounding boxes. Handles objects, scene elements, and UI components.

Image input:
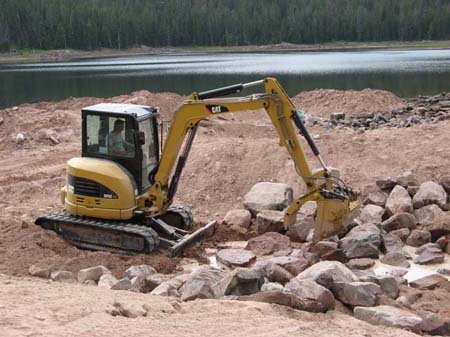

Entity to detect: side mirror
[137,131,145,145]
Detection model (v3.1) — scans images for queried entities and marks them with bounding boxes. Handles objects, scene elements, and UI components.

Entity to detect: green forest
[1,0,450,51]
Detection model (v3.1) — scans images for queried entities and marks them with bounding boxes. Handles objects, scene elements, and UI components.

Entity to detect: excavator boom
[145,77,358,241]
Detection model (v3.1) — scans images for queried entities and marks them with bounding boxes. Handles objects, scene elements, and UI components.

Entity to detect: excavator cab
[81,103,160,194]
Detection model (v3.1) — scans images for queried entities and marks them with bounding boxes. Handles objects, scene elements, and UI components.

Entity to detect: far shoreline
[1,40,450,64]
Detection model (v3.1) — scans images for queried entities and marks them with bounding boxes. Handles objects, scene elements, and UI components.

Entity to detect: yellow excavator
[36,78,358,256]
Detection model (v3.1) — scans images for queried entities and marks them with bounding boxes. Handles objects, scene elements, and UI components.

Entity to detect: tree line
[1,0,449,51]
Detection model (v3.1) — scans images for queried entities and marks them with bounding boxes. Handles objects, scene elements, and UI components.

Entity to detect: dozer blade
[168,220,217,257]
[313,199,360,242]
[35,213,159,254]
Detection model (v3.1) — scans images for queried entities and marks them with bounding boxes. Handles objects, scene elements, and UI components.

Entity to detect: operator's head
[113,119,125,131]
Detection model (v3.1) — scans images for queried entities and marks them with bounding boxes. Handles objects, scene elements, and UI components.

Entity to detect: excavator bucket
[313,199,360,242]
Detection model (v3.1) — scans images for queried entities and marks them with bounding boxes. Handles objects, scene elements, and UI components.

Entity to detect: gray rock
[285,278,335,312]
[223,209,252,230]
[111,278,132,291]
[180,266,227,301]
[414,243,444,264]
[261,282,284,292]
[308,241,339,257]
[285,201,317,242]
[265,263,294,284]
[414,204,444,226]
[244,182,293,216]
[397,171,419,188]
[385,185,413,216]
[150,274,189,297]
[98,274,118,289]
[354,306,423,331]
[218,268,264,296]
[380,252,410,268]
[216,248,256,267]
[16,133,25,144]
[333,281,381,307]
[437,268,450,276]
[345,258,375,270]
[389,228,411,242]
[439,175,450,193]
[340,224,381,259]
[125,265,156,279]
[425,213,450,241]
[381,212,417,232]
[255,210,285,234]
[407,185,420,197]
[409,274,448,290]
[50,271,76,283]
[376,177,398,190]
[295,261,358,290]
[246,232,291,256]
[360,275,399,299]
[413,181,448,210]
[364,191,388,207]
[381,233,404,254]
[29,265,52,278]
[417,310,450,335]
[77,265,111,283]
[358,204,384,225]
[406,229,431,247]
[143,273,173,292]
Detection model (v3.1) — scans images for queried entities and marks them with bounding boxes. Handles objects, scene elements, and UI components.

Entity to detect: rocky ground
[1,88,450,336]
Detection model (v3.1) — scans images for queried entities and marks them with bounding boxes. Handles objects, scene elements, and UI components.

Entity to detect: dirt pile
[292,88,405,119]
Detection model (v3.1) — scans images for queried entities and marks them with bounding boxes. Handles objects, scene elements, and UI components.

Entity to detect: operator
[108,119,134,156]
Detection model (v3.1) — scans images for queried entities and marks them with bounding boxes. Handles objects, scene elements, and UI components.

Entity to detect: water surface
[1,49,449,108]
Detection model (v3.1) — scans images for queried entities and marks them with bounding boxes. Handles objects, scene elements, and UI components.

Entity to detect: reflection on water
[1,49,450,108]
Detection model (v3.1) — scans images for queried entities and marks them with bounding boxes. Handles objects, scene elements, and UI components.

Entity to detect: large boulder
[406,229,431,247]
[332,281,381,307]
[340,224,381,259]
[264,263,294,284]
[255,210,285,234]
[414,243,444,265]
[223,209,252,230]
[150,274,190,297]
[389,228,411,242]
[285,201,317,242]
[409,274,448,290]
[413,181,448,210]
[397,171,419,188]
[50,270,76,283]
[376,177,398,190]
[439,175,450,193]
[125,265,156,279]
[285,278,335,312]
[216,249,256,267]
[425,213,450,241]
[246,232,291,256]
[179,266,227,301]
[218,268,264,296]
[354,306,423,331]
[98,274,118,289]
[295,261,358,290]
[414,204,445,226]
[253,255,310,277]
[381,233,404,254]
[360,275,399,299]
[345,258,375,270]
[77,265,111,283]
[380,252,410,268]
[364,191,388,208]
[381,212,417,232]
[358,205,384,225]
[244,182,293,216]
[385,185,413,216]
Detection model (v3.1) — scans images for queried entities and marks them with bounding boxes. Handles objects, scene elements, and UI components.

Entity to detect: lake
[1,49,450,108]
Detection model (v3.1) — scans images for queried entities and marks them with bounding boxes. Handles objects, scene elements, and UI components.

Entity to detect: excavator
[36,78,359,256]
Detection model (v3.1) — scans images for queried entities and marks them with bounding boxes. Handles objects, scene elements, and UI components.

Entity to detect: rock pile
[322,92,450,130]
[28,171,450,335]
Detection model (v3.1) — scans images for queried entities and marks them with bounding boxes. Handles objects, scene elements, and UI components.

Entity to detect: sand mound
[292,88,406,118]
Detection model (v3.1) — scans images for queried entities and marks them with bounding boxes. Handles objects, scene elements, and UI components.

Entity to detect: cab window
[86,115,135,158]
[139,118,158,187]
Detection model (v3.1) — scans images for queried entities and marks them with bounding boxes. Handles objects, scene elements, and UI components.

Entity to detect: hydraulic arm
[143,78,359,241]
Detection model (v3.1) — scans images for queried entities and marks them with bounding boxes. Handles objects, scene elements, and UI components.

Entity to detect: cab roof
[82,103,158,118]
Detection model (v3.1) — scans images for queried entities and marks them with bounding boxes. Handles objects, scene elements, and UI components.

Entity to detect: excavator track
[35,213,159,254]
[160,205,193,230]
